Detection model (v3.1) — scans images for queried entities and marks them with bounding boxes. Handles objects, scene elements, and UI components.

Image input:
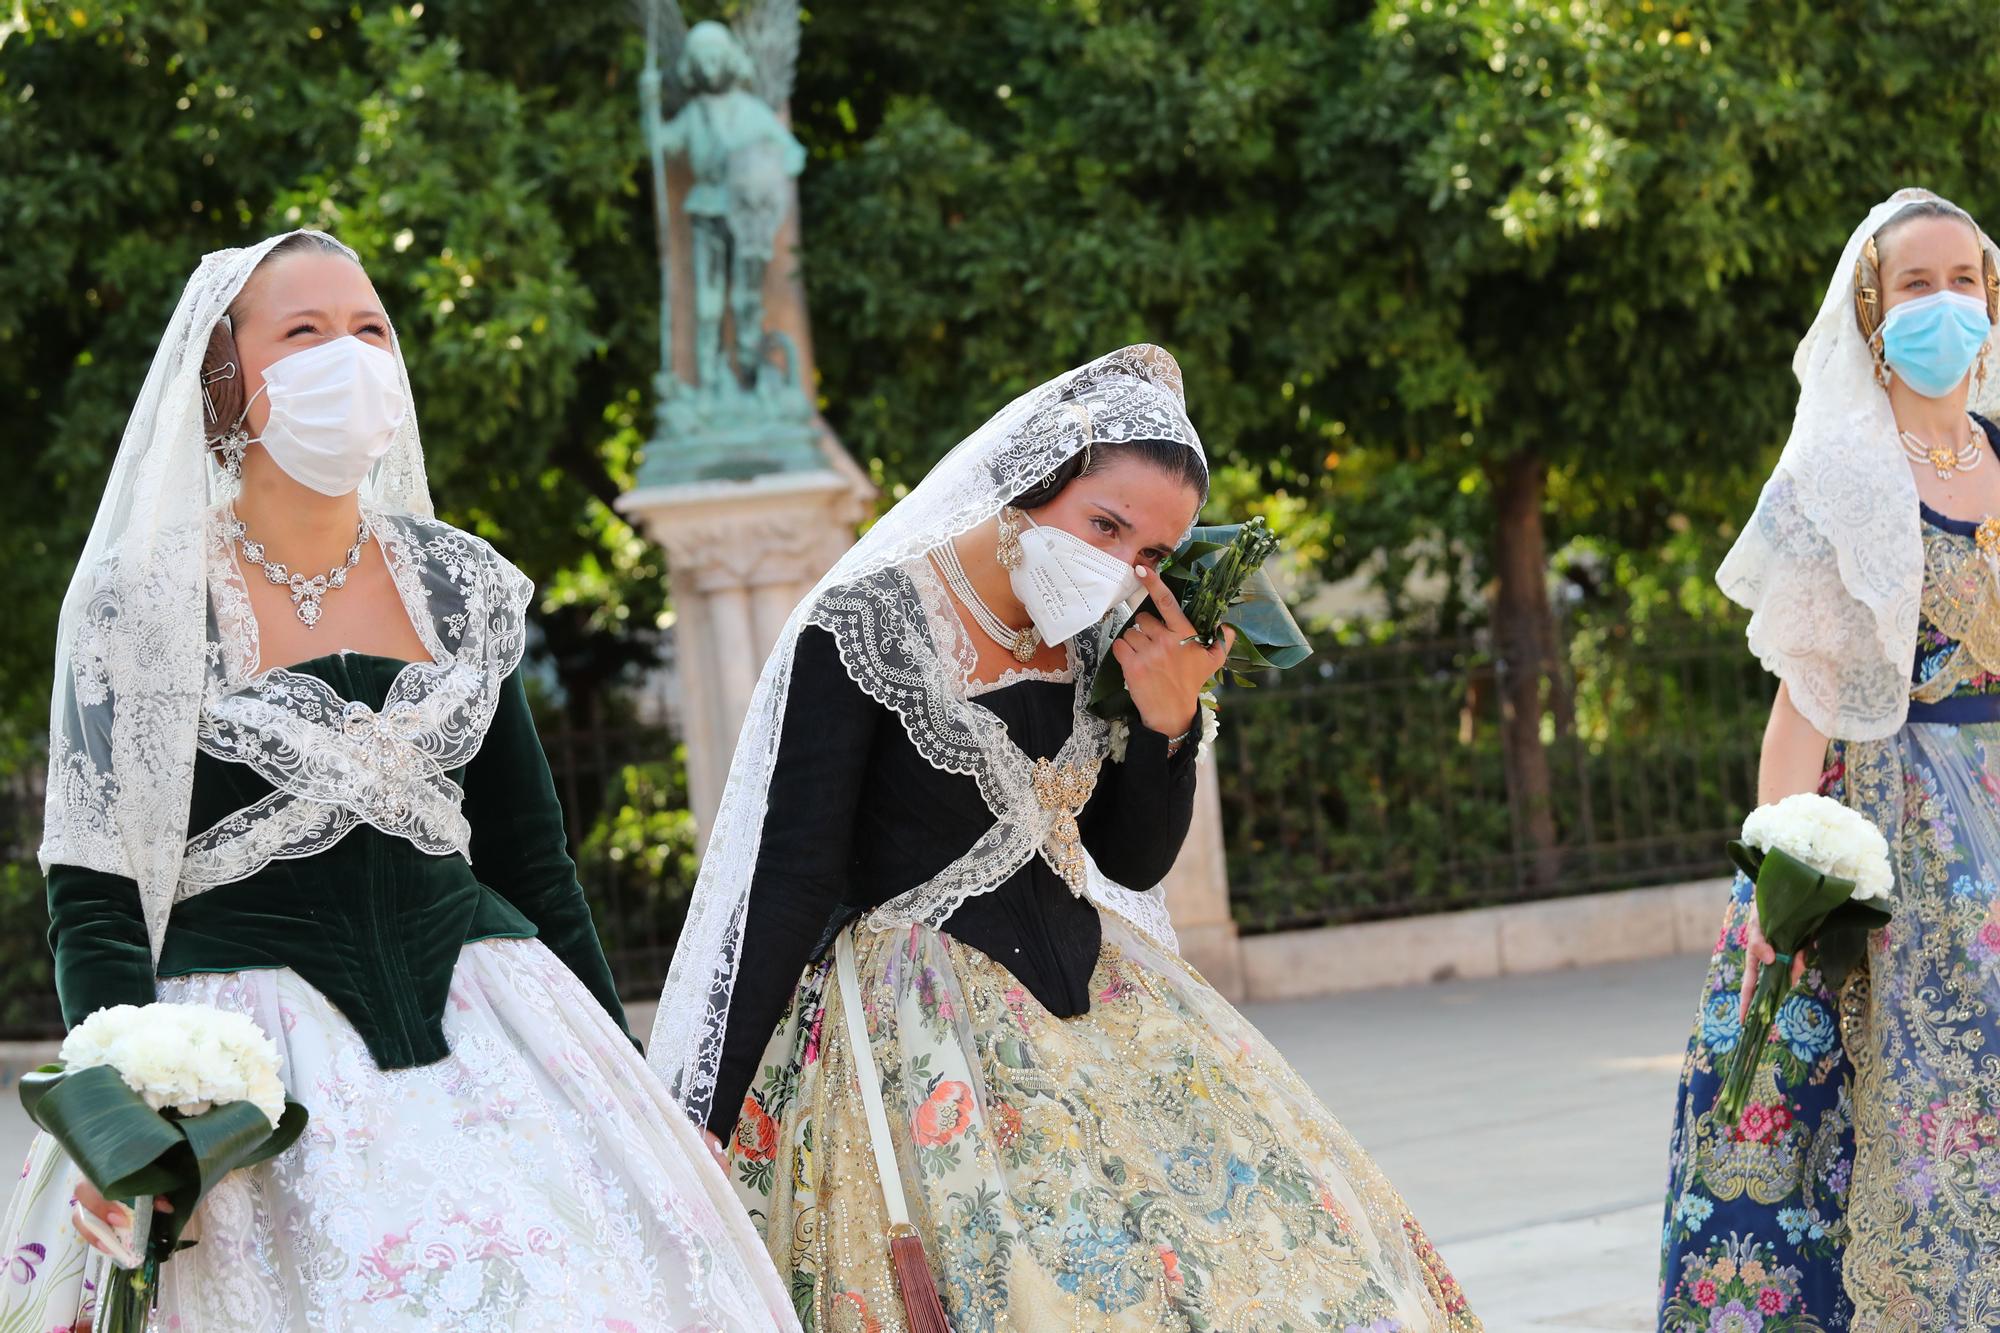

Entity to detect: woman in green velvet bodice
[0,231,797,1331]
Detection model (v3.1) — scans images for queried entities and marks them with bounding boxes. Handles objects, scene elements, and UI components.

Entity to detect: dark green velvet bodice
[45,652,631,1069]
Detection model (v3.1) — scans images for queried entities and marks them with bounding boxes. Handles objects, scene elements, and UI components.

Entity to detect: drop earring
[214,423,250,477]
[995,506,1025,571]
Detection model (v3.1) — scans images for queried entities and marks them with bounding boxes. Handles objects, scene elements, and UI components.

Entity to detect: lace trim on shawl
[41,522,211,883]
[965,665,1075,698]
[175,508,531,899]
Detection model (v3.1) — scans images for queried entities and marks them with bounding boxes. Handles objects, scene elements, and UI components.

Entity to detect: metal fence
[0,626,1770,1036]
[540,721,698,1000]
[1213,628,1768,933]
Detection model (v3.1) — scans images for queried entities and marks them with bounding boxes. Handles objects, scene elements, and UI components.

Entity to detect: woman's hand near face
[1112,565,1233,740]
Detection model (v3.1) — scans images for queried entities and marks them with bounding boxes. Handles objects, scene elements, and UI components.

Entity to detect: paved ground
[0,952,1706,1329]
[1249,953,1702,1330]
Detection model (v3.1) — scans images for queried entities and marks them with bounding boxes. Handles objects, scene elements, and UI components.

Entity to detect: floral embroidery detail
[1775,996,1837,1064]
[988,1100,1023,1152]
[730,922,1477,1330]
[1663,1234,1823,1331]
[734,1095,779,1162]
[1731,1102,1794,1147]
[912,1081,976,1147]
[5,1242,43,1284]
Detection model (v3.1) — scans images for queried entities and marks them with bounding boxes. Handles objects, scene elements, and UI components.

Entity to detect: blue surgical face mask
[1881,290,1992,398]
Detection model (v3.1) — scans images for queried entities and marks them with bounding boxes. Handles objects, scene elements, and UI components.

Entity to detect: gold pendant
[1012,630,1038,662]
[1032,756,1103,896]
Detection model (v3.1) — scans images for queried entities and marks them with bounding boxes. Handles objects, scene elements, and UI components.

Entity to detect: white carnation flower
[1107,720,1131,764]
[58,1002,287,1129]
[1741,792,1893,902]
[1197,694,1220,759]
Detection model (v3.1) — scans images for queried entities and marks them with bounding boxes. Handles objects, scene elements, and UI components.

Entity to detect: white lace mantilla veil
[1718,187,2000,740]
[38,230,528,961]
[648,345,1207,1123]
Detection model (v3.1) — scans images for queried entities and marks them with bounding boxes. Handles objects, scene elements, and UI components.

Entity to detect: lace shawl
[1718,188,2000,739]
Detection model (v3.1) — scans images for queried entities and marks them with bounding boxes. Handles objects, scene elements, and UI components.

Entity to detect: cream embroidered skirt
[0,938,797,1331]
[725,913,1480,1331]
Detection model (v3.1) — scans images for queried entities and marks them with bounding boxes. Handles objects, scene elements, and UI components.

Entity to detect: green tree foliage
[789,0,2000,877]
[0,1,667,744]
[5,0,1999,878]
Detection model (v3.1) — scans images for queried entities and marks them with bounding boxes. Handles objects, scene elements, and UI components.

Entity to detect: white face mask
[1008,512,1142,646]
[242,336,408,497]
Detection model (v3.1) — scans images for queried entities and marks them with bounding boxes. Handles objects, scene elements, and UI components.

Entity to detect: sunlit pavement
[0,950,1704,1329]
[1251,953,1702,1331]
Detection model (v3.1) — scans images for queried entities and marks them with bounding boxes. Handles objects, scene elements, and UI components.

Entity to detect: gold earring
[996,507,1025,571]
[1873,334,1893,390]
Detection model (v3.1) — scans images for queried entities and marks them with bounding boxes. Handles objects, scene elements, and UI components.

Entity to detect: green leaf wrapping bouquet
[21,1002,308,1331]
[1088,517,1313,726]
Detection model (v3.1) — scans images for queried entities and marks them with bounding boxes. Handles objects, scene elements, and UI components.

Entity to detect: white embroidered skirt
[0,937,797,1331]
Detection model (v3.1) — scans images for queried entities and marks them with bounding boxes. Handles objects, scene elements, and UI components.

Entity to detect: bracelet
[1165,727,1194,758]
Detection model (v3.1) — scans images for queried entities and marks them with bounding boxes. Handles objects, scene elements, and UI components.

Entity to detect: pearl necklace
[227,509,369,629]
[933,537,1039,663]
[1900,417,1984,480]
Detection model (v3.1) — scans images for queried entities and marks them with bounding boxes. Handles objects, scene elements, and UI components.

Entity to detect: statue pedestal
[1162,749,1245,999]
[618,460,871,846]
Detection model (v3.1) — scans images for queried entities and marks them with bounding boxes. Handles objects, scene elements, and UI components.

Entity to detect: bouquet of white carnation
[59,1004,289,1127]
[22,1002,306,1331]
[1716,794,1893,1127]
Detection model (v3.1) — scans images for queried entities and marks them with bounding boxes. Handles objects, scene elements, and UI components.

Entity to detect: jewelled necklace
[227,509,369,629]
[933,538,1040,663]
[1900,416,1984,480]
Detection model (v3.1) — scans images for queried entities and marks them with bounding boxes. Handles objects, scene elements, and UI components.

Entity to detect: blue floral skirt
[1657,872,1856,1332]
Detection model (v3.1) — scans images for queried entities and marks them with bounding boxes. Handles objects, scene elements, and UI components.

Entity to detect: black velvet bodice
[708,624,1199,1136]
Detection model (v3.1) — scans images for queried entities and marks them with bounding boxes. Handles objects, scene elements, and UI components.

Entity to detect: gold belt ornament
[1031,755,1102,895]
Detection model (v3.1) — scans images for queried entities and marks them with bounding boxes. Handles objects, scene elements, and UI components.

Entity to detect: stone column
[1161,749,1244,999]
[618,463,871,848]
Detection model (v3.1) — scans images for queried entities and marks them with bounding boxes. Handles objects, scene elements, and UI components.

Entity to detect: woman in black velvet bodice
[707,620,1200,1137]
[692,351,1479,1330]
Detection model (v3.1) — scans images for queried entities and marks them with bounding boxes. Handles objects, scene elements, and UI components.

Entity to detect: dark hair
[201,231,361,444]
[1010,436,1209,511]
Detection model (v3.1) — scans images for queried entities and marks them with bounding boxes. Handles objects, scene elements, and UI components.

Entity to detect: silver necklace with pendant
[227,509,370,629]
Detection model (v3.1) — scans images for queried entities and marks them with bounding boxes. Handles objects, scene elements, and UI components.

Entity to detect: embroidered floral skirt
[0,938,796,1332]
[1656,871,1856,1332]
[727,913,1479,1332]
[1659,721,2000,1330]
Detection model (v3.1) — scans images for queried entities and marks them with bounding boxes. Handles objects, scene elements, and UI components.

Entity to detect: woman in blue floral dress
[1659,189,2000,1329]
